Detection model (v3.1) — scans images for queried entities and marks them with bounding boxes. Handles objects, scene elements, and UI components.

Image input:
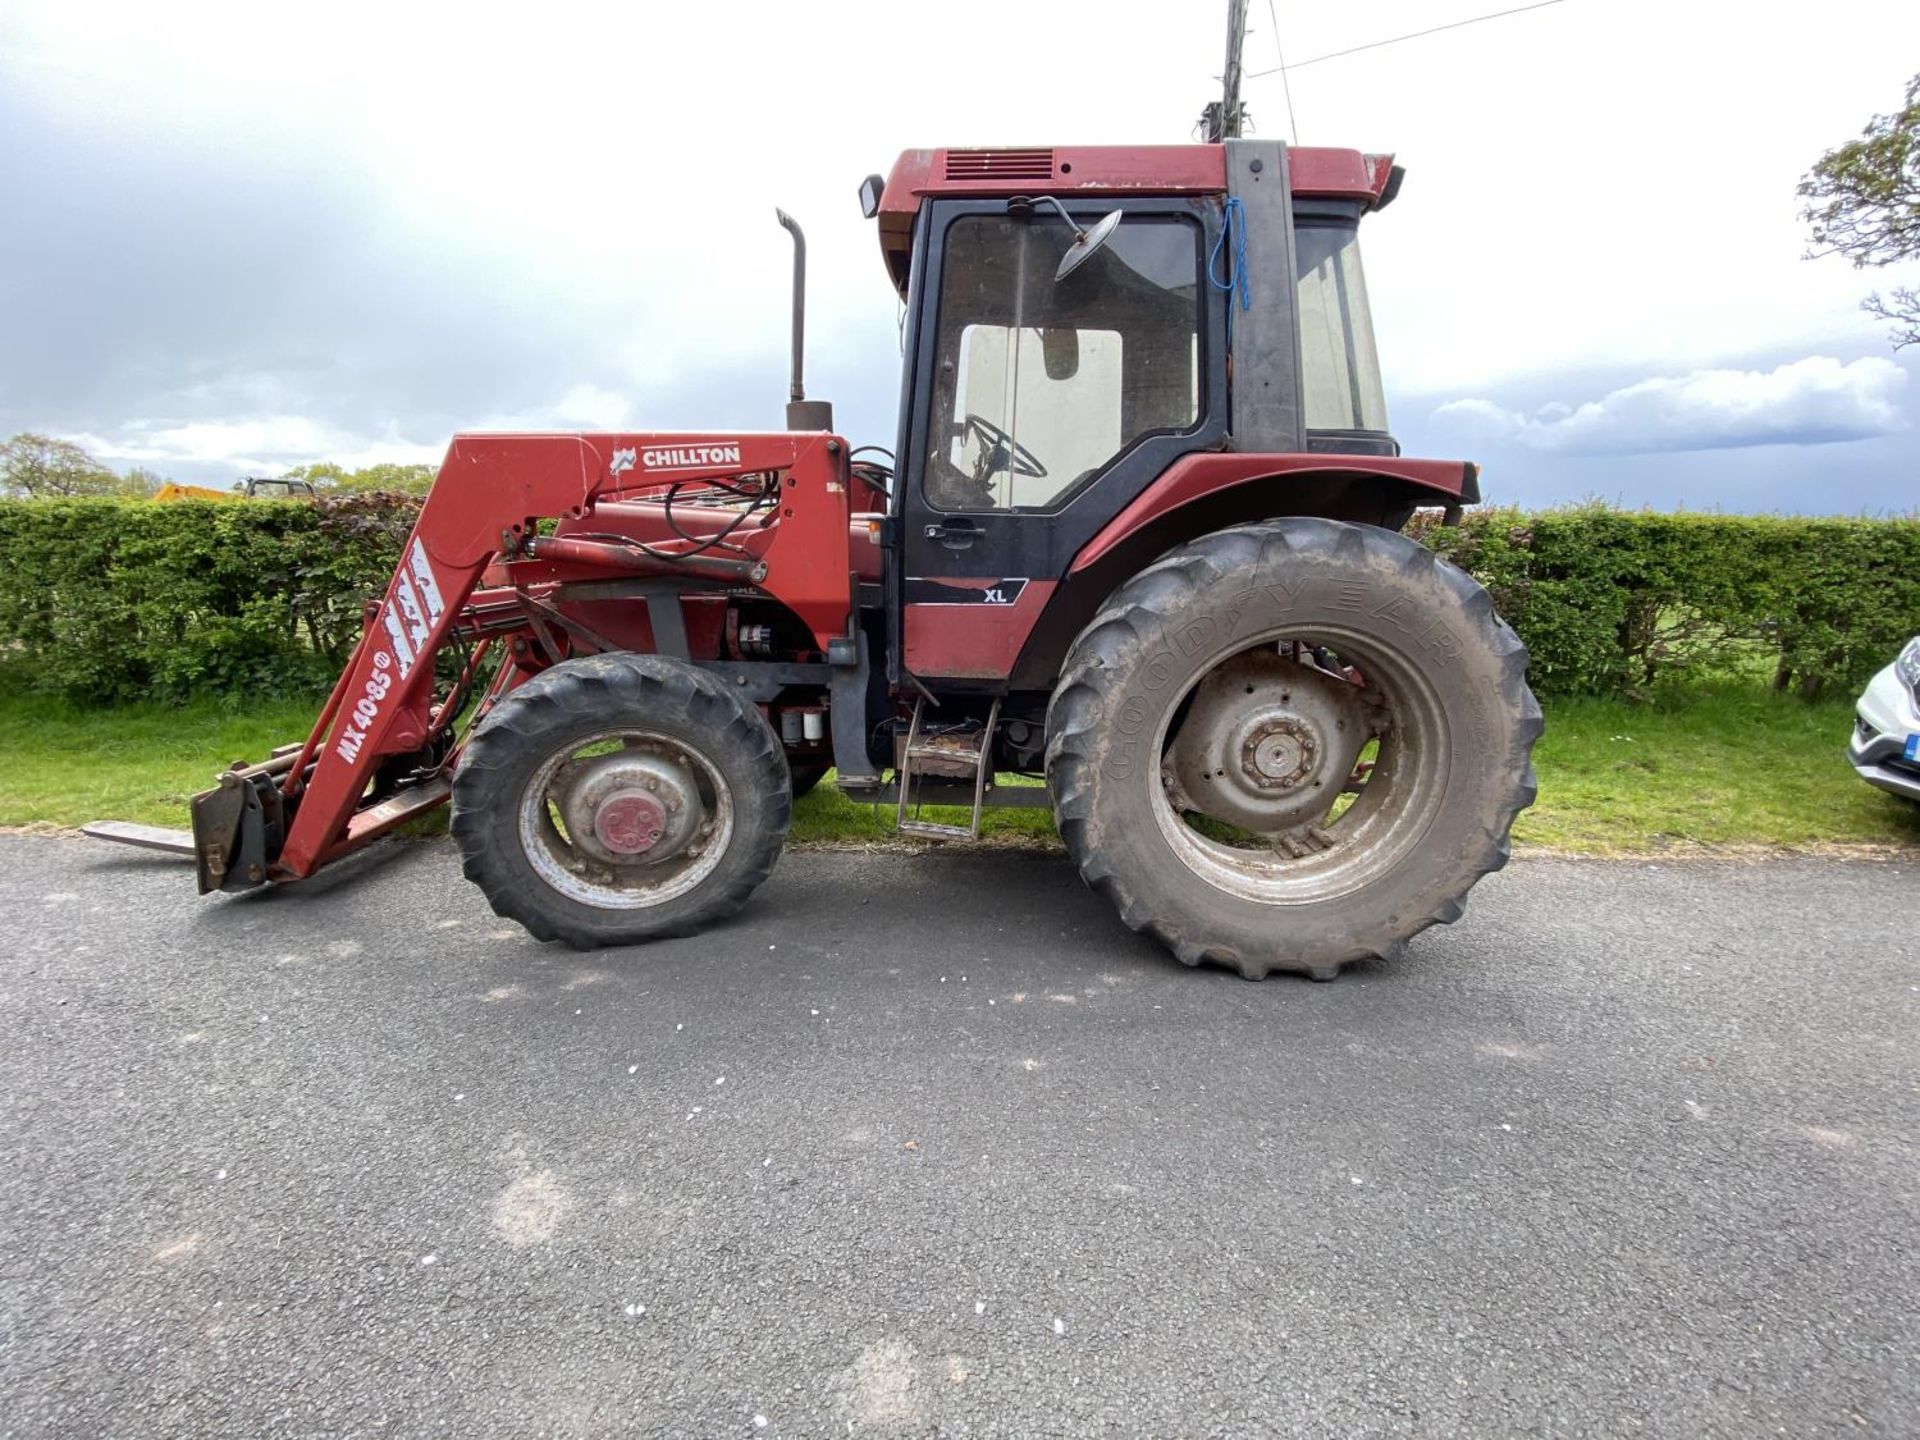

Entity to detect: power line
[1265,0,1299,144]
[1246,0,1566,77]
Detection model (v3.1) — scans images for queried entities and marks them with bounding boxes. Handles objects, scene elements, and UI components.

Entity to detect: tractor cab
[871,145,1400,452]
[858,143,1424,687]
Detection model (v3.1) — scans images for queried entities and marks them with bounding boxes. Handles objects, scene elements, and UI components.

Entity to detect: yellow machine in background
[153,477,317,502]
[152,481,235,502]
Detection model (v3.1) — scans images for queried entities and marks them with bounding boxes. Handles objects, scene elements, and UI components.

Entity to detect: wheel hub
[1243,717,1316,789]
[556,750,703,866]
[1168,649,1371,834]
[593,789,669,855]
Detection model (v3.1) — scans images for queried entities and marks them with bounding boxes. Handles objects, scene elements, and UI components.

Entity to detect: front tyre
[1045,518,1540,980]
[451,653,791,948]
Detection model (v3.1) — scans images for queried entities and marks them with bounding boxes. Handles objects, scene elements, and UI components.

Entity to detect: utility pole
[1199,0,1251,141]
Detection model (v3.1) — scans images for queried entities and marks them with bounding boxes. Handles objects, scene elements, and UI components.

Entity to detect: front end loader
[89,139,1539,980]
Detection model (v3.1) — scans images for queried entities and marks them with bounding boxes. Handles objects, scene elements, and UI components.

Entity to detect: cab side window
[925,214,1202,512]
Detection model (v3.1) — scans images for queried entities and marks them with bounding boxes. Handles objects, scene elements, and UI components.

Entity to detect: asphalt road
[2,833,1916,1438]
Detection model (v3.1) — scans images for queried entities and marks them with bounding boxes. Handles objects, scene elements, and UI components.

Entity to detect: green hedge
[0,495,418,703]
[0,497,1915,704]
[1411,505,1920,698]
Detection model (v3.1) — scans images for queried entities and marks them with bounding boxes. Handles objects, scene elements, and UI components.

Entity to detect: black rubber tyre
[1045,518,1541,981]
[450,653,791,948]
[789,763,829,799]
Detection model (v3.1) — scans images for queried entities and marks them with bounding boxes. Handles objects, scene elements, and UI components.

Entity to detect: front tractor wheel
[451,654,791,949]
[1046,518,1541,981]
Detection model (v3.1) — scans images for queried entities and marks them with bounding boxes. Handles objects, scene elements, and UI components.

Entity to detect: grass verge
[0,683,1913,854]
[1517,683,1918,852]
[0,691,329,828]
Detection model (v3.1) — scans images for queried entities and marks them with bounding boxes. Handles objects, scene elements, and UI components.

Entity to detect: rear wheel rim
[516,729,735,909]
[1150,624,1450,906]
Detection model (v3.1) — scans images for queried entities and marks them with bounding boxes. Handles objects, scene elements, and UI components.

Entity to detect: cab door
[895,197,1227,685]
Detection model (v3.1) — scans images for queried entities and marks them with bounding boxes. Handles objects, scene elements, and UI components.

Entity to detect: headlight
[1898,637,1920,693]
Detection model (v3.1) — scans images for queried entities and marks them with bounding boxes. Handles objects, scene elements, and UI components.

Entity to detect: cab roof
[874,144,1398,295]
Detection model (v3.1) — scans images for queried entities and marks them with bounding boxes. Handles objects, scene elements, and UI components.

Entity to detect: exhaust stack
[776,210,833,432]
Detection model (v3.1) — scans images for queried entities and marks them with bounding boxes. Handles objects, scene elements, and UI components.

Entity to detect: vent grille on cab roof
[943,148,1055,181]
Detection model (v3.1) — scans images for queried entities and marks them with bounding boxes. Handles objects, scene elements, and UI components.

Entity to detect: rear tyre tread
[1046,517,1539,981]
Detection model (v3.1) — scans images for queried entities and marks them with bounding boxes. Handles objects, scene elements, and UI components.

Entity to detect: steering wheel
[961,413,1047,481]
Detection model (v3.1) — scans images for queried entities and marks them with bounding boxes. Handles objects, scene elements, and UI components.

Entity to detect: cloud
[9,1,1920,509]
[549,383,633,431]
[1430,357,1908,455]
[57,380,670,479]
[62,418,444,477]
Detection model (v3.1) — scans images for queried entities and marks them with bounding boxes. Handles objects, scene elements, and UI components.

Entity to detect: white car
[1850,636,1920,802]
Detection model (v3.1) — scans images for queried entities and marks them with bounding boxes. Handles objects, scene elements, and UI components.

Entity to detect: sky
[1,0,1916,513]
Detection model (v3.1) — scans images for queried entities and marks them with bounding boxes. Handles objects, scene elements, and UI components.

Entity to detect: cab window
[925,213,1201,512]
[1295,219,1388,433]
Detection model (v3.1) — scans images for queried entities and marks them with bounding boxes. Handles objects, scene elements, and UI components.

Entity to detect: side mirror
[1010,196,1126,281]
[1055,210,1122,280]
[1040,327,1080,380]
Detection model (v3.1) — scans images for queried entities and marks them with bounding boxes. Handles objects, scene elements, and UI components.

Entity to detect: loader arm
[199,430,855,891]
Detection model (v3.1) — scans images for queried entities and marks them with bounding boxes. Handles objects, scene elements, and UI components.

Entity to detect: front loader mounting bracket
[190,769,284,894]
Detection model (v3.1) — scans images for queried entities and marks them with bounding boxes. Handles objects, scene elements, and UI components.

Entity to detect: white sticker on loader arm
[409,539,446,619]
[641,443,742,472]
[334,652,396,764]
[386,539,447,679]
[393,574,429,657]
[341,541,446,760]
[382,605,416,679]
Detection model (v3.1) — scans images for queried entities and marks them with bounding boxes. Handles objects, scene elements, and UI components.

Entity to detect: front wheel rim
[516,729,735,910]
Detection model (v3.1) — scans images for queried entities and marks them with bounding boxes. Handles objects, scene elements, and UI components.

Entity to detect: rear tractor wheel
[1046,518,1540,980]
[451,653,791,948]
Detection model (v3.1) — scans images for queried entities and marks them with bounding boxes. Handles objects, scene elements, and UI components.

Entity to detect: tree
[283,462,349,489]
[285,460,437,496]
[0,433,123,497]
[1801,73,1920,349]
[334,462,437,495]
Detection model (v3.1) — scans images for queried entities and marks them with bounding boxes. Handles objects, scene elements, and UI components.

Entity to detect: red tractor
[93,140,1540,980]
